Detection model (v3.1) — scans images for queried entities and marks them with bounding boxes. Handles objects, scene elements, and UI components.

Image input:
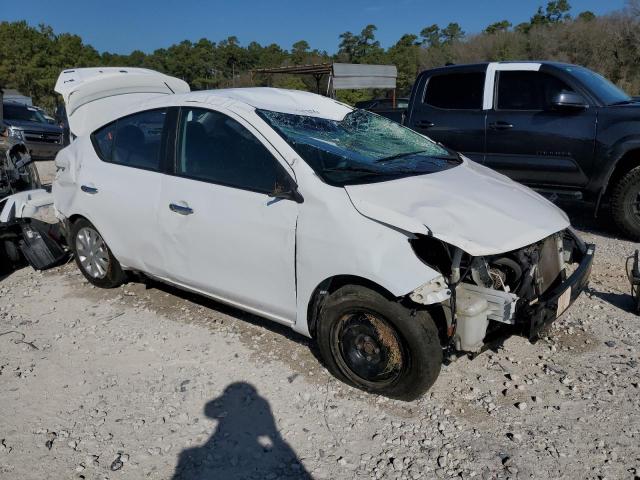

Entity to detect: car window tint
[112,109,166,170]
[177,108,283,193]
[3,104,47,123]
[424,72,485,109]
[92,123,115,161]
[497,71,574,110]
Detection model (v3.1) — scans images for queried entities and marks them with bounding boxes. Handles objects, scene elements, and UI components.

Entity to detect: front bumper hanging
[523,238,595,339]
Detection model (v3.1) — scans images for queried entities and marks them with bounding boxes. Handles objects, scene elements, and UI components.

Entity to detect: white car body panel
[0,189,54,223]
[53,68,573,338]
[54,136,165,275]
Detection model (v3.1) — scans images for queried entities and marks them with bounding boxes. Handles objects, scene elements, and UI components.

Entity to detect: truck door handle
[169,203,194,215]
[81,185,98,194]
[416,120,435,129]
[489,121,514,130]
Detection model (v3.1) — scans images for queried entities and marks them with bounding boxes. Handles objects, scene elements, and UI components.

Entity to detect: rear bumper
[522,237,595,338]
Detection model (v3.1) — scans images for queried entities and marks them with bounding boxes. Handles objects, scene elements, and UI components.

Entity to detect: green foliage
[441,23,465,44]
[1,0,639,112]
[484,20,512,34]
[577,11,596,22]
[420,25,441,48]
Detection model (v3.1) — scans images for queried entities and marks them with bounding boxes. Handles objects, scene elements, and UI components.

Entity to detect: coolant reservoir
[454,287,490,352]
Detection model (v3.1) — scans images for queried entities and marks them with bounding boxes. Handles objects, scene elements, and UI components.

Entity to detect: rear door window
[424,72,485,110]
[91,109,167,171]
[496,71,575,110]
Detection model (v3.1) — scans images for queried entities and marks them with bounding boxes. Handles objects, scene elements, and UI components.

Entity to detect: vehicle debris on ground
[0,129,67,273]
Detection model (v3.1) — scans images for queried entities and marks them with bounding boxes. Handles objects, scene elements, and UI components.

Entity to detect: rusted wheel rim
[333,312,405,385]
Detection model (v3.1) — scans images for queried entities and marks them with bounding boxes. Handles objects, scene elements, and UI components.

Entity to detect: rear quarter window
[92,123,115,161]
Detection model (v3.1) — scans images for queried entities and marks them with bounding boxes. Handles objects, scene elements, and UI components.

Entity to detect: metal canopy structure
[251,62,397,99]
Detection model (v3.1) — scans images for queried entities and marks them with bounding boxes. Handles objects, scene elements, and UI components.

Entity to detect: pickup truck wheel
[316,285,442,400]
[610,166,640,241]
[71,218,126,288]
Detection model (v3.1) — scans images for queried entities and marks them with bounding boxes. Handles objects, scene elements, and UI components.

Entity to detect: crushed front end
[410,229,595,352]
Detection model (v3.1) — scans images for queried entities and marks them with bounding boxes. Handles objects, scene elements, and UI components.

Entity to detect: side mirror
[551,91,588,111]
[268,179,304,203]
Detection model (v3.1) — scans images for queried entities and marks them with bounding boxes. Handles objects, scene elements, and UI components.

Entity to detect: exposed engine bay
[0,142,67,273]
[410,229,594,352]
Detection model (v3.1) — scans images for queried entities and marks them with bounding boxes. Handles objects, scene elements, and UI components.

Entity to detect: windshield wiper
[374,150,431,163]
[323,165,383,175]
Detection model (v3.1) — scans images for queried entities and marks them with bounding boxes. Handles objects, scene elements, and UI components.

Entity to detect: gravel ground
[0,162,638,479]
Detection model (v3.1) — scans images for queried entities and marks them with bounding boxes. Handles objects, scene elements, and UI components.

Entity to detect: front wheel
[316,285,442,400]
[71,218,126,288]
[610,166,640,241]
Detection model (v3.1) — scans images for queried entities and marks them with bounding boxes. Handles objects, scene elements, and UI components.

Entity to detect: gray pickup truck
[2,101,64,160]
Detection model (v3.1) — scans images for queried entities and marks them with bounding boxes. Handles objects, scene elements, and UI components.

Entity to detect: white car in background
[53,68,594,400]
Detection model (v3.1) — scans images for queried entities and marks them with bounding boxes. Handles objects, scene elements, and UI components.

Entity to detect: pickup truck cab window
[259,108,460,186]
[423,72,485,110]
[561,65,631,105]
[91,108,167,171]
[176,107,285,194]
[496,71,575,111]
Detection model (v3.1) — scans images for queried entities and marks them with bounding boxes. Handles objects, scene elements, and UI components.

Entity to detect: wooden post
[314,73,322,94]
[392,88,396,109]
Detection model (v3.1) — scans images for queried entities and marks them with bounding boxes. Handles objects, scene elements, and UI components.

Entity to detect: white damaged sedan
[53,68,594,399]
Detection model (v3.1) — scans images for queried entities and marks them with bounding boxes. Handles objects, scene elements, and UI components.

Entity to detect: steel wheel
[75,226,110,279]
[331,311,406,387]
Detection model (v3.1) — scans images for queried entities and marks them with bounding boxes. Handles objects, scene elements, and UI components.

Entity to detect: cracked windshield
[259,109,461,185]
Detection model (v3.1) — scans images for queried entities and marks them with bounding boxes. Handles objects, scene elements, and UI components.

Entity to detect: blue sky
[2,0,627,54]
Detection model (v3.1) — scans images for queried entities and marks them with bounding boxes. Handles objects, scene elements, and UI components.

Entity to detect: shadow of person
[172,382,312,480]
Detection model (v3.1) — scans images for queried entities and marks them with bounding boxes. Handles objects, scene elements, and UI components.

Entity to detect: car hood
[344,159,570,256]
[4,119,62,133]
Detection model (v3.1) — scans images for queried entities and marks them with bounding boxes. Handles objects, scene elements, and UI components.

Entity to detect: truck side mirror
[551,91,588,111]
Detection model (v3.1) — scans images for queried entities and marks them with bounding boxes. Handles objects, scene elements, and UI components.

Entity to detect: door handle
[416,120,435,129]
[81,185,98,194]
[169,203,194,215]
[489,121,514,130]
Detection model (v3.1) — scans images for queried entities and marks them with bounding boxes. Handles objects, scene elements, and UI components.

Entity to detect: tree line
[1,0,639,112]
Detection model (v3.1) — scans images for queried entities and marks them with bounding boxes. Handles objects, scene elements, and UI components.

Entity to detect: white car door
[157,106,299,323]
[79,108,168,275]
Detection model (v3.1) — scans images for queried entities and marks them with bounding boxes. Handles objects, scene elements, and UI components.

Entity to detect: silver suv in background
[2,102,64,160]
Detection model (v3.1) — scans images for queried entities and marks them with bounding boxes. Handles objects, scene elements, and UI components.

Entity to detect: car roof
[422,60,580,75]
[181,87,353,120]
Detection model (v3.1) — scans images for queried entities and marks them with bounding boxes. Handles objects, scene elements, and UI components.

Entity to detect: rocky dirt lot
[0,162,639,479]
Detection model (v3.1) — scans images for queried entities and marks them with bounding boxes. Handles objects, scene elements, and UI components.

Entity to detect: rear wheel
[71,218,126,288]
[316,285,442,400]
[610,166,640,241]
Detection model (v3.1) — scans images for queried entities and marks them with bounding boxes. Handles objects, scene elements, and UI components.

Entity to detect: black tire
[611,166,640,241]
[316,285,442,400]
[70,218,126,288]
